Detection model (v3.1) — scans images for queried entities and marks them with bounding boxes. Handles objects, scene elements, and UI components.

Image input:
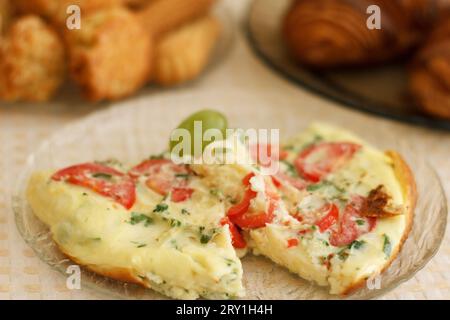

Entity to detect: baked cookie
[153,15,220,86]
[410,16,450,120]
[0,15,65,102]
[138,0,215,38]
[0,0,14,34]
[64,7,153,101]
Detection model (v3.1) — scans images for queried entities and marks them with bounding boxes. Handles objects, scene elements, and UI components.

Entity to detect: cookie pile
[0,0,220,102]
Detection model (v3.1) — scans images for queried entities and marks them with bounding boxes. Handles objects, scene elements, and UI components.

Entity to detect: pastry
[0,15,65,102]
[138,0,215,38]
[282,0,447,68]
[63,7,153,102]
[153,15,220,86]
[0,0,14,33]
[410,13,450,119]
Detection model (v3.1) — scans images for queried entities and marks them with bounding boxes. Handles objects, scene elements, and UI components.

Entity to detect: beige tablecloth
[0,0,448,300]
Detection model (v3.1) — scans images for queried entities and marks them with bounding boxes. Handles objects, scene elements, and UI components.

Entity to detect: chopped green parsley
[129,212,153,226]
[153,203,168,213]
[382,234,391,258]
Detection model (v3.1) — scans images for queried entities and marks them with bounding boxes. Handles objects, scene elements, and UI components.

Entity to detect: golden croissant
[410,13,450,120]
[283,0,450,68]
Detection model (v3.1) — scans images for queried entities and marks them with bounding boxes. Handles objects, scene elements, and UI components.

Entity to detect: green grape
[169,110,228,157]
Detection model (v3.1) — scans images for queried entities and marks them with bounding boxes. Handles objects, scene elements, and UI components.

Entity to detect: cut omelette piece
[268,123,416,294]
[26,158,244,300]
[194,124,416,295]
[192,143,333,287]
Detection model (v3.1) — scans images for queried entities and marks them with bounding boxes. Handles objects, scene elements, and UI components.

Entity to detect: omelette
[246,123,416,295]
[26,120,416,299]
[27,158,245,300]
[192,123,416,295]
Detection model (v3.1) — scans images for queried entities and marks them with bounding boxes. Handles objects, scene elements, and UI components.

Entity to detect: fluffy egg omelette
[26,122,416,299]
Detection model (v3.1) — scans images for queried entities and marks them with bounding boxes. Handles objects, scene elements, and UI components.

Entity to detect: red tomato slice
[287,238,299,248]
[220,217,247,249]
[227,188,257,217]
[230,197,276,229]
[242,172,255,186]
[171,188,194,203]
[52,163,136,209]
[294,142,361,182]
[230,210,274,229]
[329,205,358,247]
[228,172,279,229]
[316,203,339,233]
[329,196,377,247]
[129,159,189,196]
[271,176,282,188]
[298,229,311,235]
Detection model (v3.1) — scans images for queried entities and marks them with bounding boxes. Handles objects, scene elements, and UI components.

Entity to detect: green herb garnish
[153,203,168,213]
[306,183,323,192]
[199,226,217,244]
[129,212,153,226]
[382,234,391,258]
[356,219,365,226]
[181,208,190,215]
[170,219,182,227]
[200,234,211,244]
[224,258,235,266]
[349,240,365,250]
[210,189,221,197]
[131,241,147,248]
[337,248,349,261]
[92,172,112,179]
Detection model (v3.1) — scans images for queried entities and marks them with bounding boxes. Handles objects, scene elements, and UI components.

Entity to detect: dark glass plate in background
[245,0,450,131]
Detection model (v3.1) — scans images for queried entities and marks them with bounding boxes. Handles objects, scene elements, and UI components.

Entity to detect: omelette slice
[194,123,416,295]
[26,158,245,300]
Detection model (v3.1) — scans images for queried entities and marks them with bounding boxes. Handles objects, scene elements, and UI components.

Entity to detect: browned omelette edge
[58,246,149,288]
[341,150,417,296]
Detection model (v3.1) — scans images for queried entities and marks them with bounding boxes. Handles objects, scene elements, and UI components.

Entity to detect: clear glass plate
[12,90,447,299]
